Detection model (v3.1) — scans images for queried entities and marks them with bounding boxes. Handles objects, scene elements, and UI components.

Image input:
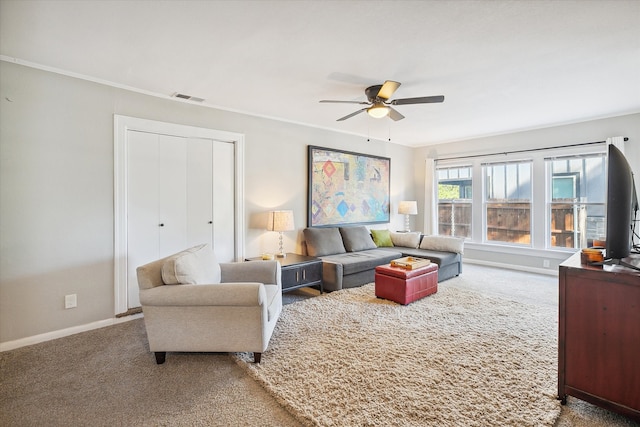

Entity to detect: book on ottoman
[375,262,438,305]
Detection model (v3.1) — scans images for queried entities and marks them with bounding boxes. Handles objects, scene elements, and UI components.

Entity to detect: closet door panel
[213,141,235,262]
[127,131,160,308]
[158,135,188,256]
[186,138,214,249]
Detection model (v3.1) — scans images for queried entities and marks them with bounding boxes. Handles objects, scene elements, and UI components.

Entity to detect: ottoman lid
[375,262,437,279]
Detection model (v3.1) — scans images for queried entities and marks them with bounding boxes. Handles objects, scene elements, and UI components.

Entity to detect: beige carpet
[1,264,637,426]
[235,282,562,426]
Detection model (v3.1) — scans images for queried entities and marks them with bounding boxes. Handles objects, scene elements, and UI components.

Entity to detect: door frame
[113,115,245,315]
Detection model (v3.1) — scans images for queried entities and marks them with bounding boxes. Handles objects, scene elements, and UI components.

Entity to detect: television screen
[605,144,639,268]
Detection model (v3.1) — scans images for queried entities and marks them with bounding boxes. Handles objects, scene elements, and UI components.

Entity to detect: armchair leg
[154,352,166,364]
[253,352,261,363]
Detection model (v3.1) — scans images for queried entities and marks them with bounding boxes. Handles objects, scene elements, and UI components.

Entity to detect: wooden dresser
[558,252,640,422]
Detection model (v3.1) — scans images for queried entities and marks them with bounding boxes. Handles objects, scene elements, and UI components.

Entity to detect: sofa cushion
[419,235,465,254]
[390,232,421,248]
[339,226,377,252]
[321,249,401,275]
[161,244,221,285]
[371,229,393,247]
[303,227,346,257]
[395,247,461,267]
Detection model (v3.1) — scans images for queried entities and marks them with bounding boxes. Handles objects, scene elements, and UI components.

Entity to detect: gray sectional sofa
[303,226,464,292]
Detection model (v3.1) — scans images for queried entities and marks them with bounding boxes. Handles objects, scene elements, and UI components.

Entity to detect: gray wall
[0,61,416,344]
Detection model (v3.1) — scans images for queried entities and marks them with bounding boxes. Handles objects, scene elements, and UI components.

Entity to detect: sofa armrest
[140,283,268,307]
[220,260,281,287]
[320,260,344,292]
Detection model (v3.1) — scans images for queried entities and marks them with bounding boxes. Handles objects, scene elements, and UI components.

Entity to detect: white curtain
[424,158,437,235]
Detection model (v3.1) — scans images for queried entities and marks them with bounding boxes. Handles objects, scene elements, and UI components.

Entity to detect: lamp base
[276,252,287,258]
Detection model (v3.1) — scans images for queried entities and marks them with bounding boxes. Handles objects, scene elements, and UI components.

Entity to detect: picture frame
[308,145,390,227]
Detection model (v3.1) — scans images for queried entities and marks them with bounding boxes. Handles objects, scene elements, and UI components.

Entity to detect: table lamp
[398,201,417,232]
[267,210,295,258]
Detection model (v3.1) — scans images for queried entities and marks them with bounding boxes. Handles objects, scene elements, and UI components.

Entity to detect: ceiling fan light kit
[367,104,390,118]
[320,80,444,122]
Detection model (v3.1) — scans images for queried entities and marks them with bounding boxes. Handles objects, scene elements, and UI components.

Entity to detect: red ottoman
[374,263,438,305]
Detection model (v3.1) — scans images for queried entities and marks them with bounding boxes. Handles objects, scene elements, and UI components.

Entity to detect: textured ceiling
[1,0,639,147]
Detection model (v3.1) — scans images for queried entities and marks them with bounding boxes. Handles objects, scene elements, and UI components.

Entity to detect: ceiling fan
[319,80,444,121]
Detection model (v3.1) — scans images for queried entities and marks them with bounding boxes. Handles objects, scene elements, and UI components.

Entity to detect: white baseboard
[464,258,559,277]
[0,313,143,352]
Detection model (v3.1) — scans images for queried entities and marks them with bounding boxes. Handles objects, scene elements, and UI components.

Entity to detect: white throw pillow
[390,232,421,248]
[419,235,464,254]
[161,244,221,285]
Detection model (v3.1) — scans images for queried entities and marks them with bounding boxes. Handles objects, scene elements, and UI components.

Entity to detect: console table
[246,253,323,294]
[558,252,640,422]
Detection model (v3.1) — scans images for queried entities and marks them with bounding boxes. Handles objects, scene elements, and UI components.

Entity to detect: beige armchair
[136,244,282,364]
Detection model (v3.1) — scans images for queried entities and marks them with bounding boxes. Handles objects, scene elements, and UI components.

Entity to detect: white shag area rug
[234,282,561,426]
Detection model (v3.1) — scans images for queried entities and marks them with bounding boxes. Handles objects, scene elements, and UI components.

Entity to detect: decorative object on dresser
[558,251,640,422]
[247,253,323,294]
[397,200,418,232]
[266,210,295,258]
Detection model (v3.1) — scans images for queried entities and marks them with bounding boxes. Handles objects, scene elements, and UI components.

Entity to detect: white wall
[413,112,640,272]
[0,61,416,345]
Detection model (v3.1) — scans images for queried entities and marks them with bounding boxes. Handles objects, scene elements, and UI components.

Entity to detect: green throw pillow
[371,229,393,247]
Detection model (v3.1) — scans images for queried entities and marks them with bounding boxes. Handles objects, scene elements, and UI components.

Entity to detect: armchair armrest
[220,260,281,286]
[140,283,268,307]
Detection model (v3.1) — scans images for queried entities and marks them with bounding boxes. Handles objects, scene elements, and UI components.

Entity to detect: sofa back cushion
[339,226,378,252]
[161,244,221,285]
[390,232,421,248]
[419,235,465,254]
[303,227,347,257]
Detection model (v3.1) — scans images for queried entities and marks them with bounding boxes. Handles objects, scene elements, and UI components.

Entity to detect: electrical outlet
[543,260,550,268]
[65,294,77,309]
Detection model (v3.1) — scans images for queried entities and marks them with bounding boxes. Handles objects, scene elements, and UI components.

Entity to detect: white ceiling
[1,0,639,147]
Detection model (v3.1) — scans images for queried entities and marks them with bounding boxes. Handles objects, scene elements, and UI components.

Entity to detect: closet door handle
[159,223,165,227]
[208,221,213,224]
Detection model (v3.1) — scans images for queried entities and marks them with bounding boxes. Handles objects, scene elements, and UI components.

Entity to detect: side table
[246,253,323,294]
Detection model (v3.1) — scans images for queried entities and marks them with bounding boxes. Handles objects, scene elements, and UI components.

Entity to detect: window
[436,166,472,238]
[546,153,606,249]
[484,160,532,245]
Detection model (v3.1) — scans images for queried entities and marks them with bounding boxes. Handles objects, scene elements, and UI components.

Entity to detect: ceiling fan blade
[337,108,367,121]
[388,107,405,121]
[320,100,370,105]
[391,95,444,105]
[377,80,401,100]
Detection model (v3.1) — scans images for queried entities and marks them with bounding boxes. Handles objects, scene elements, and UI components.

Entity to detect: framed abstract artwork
[308,146,390,227]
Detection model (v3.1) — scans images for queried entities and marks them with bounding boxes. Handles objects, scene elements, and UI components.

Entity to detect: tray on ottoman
[374,262,438,305]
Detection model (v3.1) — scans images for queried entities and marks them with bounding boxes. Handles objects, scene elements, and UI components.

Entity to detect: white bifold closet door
[126,130,234,308]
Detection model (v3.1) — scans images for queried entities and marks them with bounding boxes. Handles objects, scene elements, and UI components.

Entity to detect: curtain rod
[435,137,628,162]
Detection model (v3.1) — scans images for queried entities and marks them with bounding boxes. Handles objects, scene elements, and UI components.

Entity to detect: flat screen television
[605,144,639,270]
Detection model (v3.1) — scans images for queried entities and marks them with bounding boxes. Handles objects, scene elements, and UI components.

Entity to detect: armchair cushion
[161,244,221,285]
[339,226,377,252]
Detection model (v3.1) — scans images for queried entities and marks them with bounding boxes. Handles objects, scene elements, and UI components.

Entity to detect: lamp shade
[266,210,295,232]
[398,201,418,215]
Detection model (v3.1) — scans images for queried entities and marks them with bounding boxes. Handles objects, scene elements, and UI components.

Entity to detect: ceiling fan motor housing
[365,85,385,102]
